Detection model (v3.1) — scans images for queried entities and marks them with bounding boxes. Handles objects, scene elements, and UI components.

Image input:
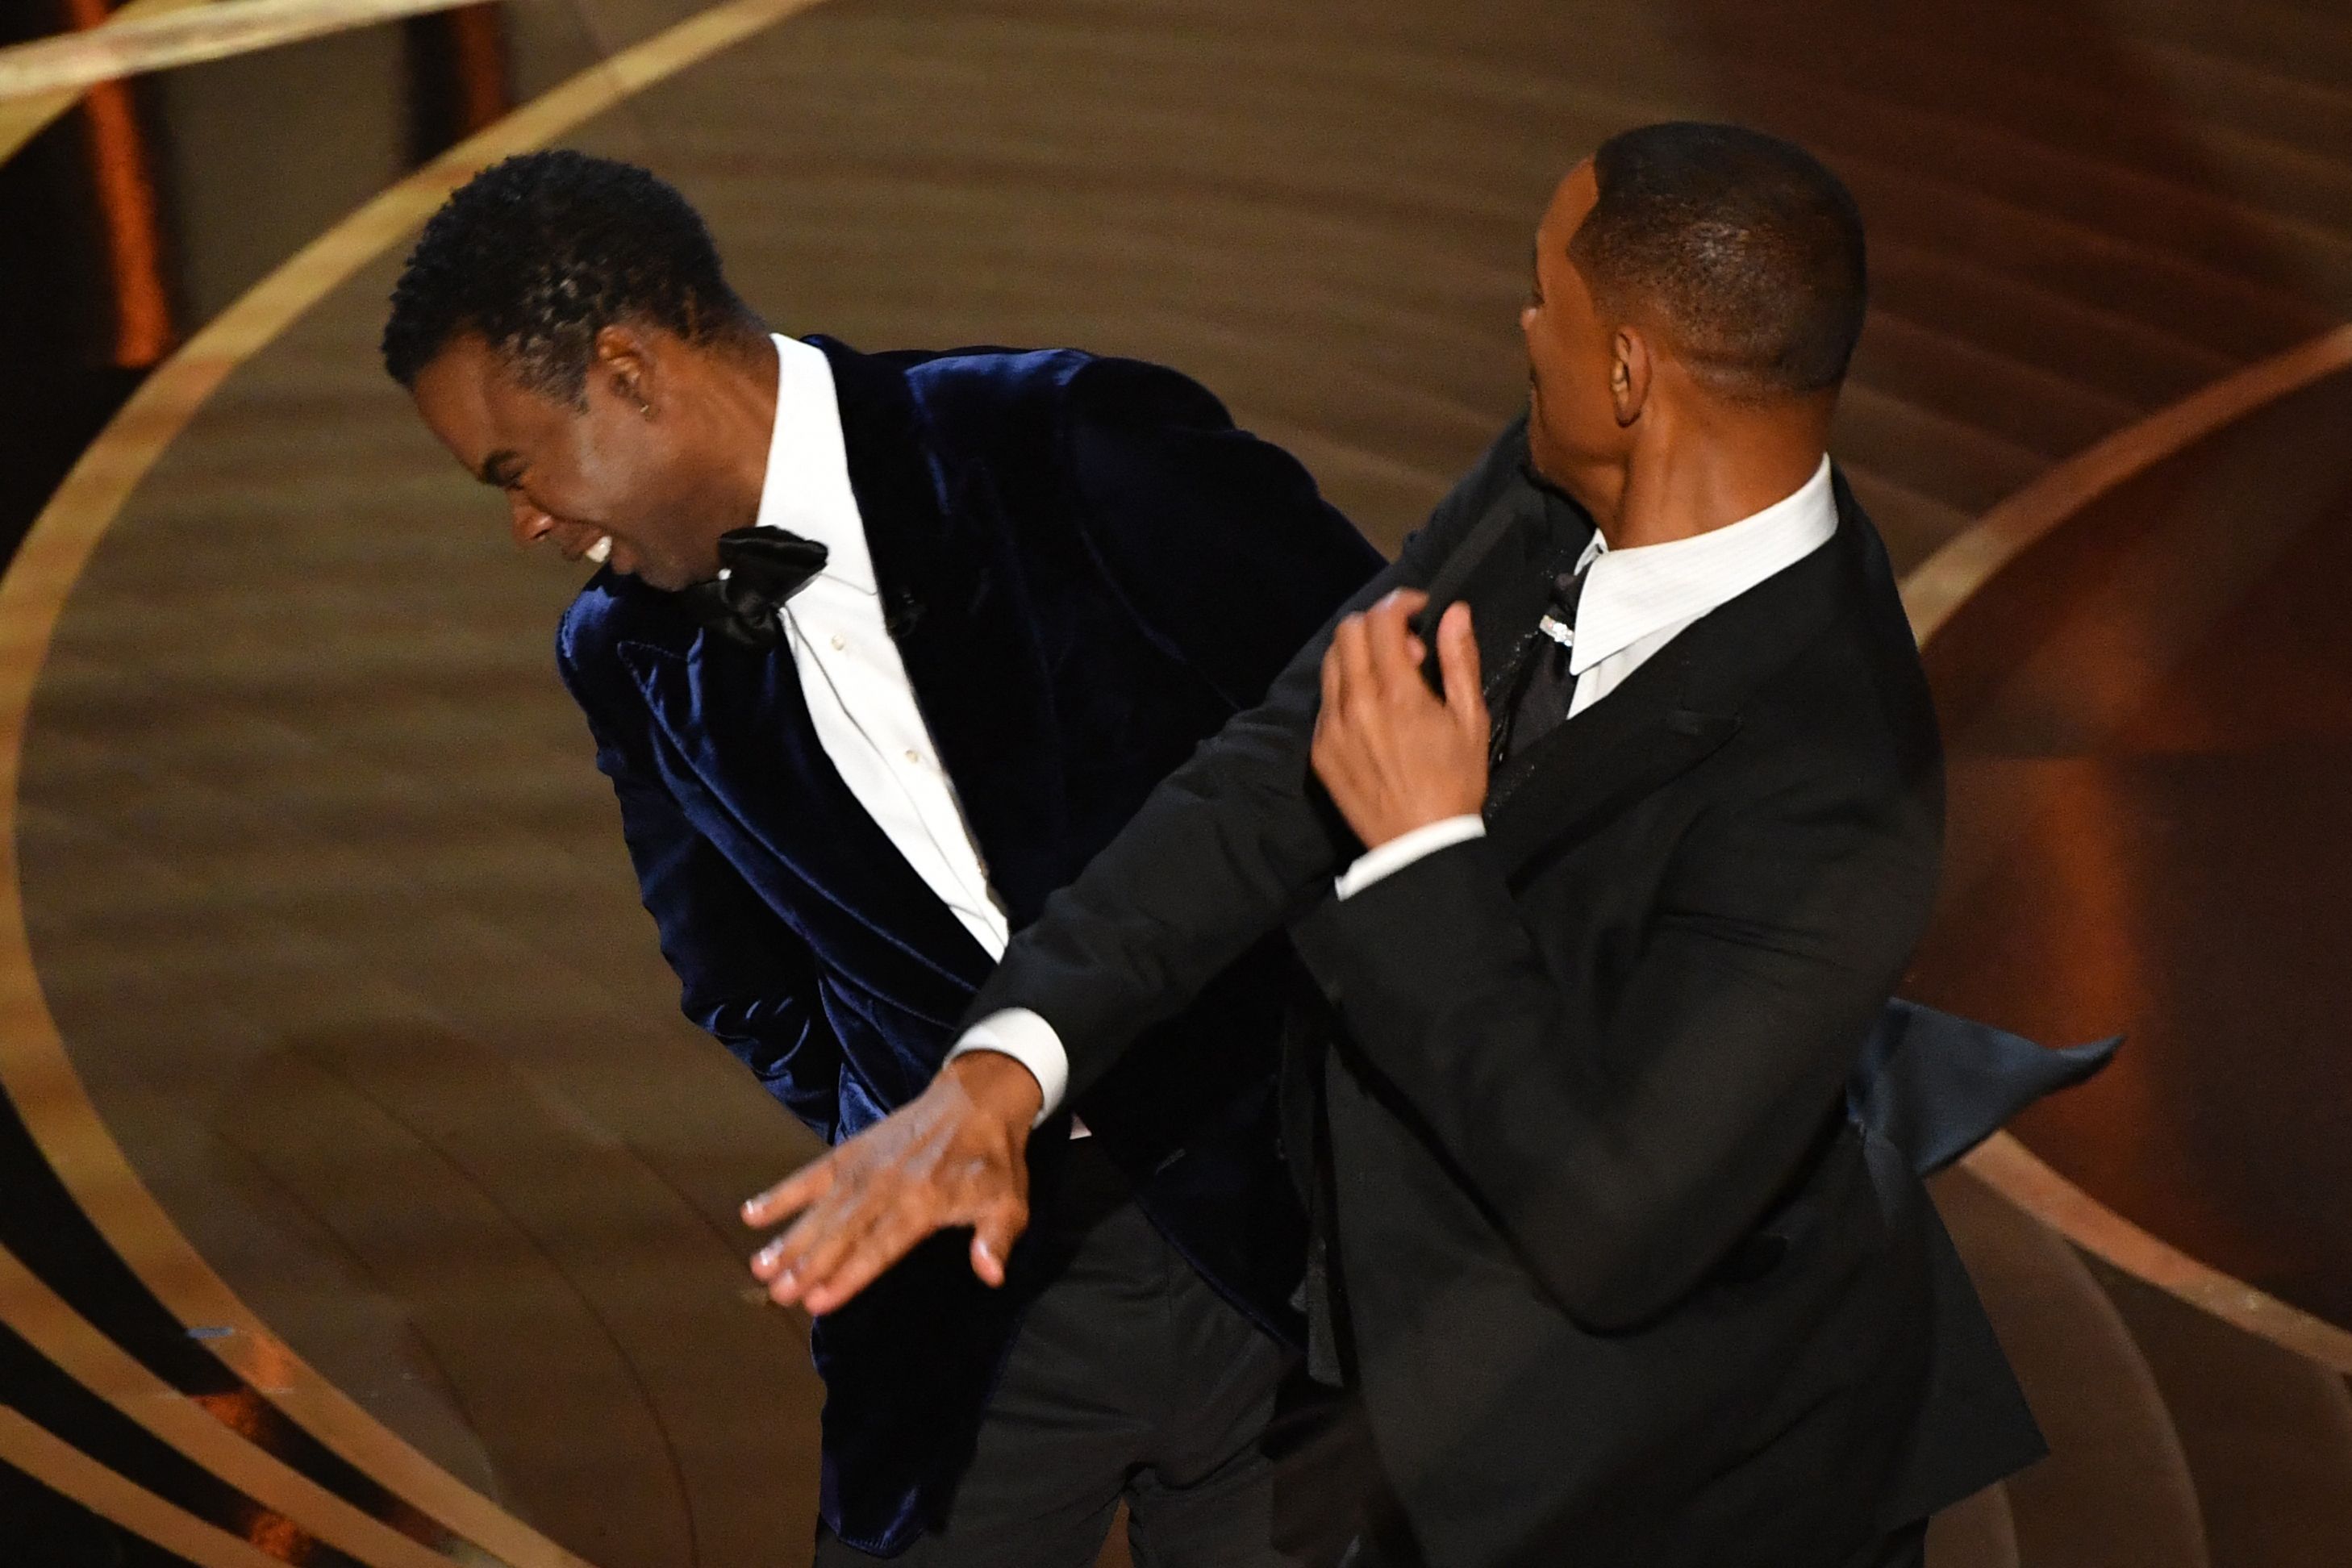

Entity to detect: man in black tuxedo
[385,152,1386,1564]
[749,124,2052,1566]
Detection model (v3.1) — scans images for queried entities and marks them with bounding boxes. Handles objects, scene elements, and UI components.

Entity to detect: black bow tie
[677,527,829,649]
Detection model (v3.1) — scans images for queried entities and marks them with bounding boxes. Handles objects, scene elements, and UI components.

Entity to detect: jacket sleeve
[1305,729,1941,1332]
[964,412,1531,1101]
[558,627,848,1143]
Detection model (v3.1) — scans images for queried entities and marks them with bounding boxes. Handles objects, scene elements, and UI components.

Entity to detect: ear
[1611,327,1651,427]
[593,322,657,417]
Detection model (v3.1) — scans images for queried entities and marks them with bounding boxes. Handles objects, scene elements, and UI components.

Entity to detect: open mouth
[584,535,613,565]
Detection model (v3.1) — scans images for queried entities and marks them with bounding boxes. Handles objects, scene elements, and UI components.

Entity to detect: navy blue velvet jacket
[553,338,1383,1553]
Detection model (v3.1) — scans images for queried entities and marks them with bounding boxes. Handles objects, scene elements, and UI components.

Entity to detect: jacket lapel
[615,619,996,1019]
[815,338,1074,927]
[1482,637,1737,880]
[1478,476,1869,880]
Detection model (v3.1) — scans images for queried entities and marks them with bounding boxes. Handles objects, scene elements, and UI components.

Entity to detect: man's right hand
[742,1050,1044,1315]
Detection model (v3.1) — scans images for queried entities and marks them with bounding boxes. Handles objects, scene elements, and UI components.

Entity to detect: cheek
[548,421,654,526]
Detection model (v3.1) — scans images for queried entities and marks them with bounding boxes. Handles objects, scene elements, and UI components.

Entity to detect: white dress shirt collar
[755,333,878,596]
[1570,456,1838,677]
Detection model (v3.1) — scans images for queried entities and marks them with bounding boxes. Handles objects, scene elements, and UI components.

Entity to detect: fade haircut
[1570,123,1867,401]
[381,150,760,398]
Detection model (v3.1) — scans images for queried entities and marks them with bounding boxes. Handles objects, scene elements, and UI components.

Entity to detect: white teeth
[585,536,612,565]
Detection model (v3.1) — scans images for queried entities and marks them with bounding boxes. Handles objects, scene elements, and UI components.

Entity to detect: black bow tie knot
[677,527,829,649]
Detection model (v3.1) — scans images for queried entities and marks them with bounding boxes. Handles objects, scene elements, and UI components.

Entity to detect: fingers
[741,1155,836,1231]
[771,1184,1032,1316]
[1382,588,1430,618]
[798,1202,946,1316]
[755,1181,882,1302]
[744,1081,1036,1312]
[1437,603,1486,733]
[1319,619,1347,717]
[1329,607,1374,707]
[1361,592,1422,694]
[968,1194,1032,1288]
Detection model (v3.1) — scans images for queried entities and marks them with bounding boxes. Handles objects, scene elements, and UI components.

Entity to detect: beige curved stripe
[0,0,207,169]
[1958,1132,2352,1376]
[0,1405,288,1568]
[0,1241,464,1568]
[0,0,474,102]
[0,1,828,1564]
[1897,320,2352,1375]
[1900,322,2352,644]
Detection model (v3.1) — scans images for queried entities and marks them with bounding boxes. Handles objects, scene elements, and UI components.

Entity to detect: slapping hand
[742,1052,1044,1315]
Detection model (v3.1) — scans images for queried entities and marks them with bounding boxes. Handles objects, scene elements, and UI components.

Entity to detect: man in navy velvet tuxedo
[382,152,1382,1565]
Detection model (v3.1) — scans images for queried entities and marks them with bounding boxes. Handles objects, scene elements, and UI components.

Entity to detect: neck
[1589,398,1829,552]
[723,332,784,523]
[673,333,783,562]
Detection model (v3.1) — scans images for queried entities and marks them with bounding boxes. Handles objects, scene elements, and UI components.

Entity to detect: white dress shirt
[760,335,1011,954]
[755,336,1076,1115]
[965,454,1842,1120]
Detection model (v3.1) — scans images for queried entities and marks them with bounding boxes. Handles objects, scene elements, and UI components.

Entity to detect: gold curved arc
[0,1405,288,1568]
[0,0,208,170]
[1899,319,2352,1374]
[0,1241,462,1568]
[0,0,477,103]
[1957,1132,2352,1376]
[1900,323,2352,644]
[0,1,829,1564]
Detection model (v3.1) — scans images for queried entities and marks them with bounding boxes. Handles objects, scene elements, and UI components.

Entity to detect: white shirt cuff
[947,1008,1070,1126]
[1333,815,1487,900]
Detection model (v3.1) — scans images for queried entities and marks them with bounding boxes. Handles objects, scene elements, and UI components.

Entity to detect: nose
[506,490,556,548]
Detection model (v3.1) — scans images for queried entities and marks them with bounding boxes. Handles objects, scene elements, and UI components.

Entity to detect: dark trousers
[816,1140,1366,1567]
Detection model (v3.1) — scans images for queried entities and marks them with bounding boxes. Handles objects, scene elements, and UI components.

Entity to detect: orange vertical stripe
[63,0,174,367]
[446,4,509,136]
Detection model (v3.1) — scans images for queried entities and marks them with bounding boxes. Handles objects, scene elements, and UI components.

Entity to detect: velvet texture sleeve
[1059,356,1384,709]
[557,632,848,1143]
[1307,736,1941,1333]
[962,410,1533,1102]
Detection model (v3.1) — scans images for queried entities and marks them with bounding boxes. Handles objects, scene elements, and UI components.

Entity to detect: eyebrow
[478,448,522,487]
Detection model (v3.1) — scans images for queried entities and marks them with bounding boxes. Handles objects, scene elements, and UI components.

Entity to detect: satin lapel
[815,337,1072,926]
[615,628,996,1015]
[1483,638,1737,881]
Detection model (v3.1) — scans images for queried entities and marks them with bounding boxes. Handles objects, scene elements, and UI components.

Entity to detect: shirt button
[829,633,846,651]
[903,749,922,765]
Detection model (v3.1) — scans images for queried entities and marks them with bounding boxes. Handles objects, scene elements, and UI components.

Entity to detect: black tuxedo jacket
[554,339,1382,1552]
[967,419,2047,1565]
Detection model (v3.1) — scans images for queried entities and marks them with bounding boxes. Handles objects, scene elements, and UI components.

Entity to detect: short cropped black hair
[1570,123,1866,400]
[381,149,760,397]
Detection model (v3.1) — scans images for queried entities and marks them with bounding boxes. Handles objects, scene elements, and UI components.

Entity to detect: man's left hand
[1312,590,1489,848]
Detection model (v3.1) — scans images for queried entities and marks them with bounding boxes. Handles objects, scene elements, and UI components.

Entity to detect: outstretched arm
[744,412,1533,1312]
